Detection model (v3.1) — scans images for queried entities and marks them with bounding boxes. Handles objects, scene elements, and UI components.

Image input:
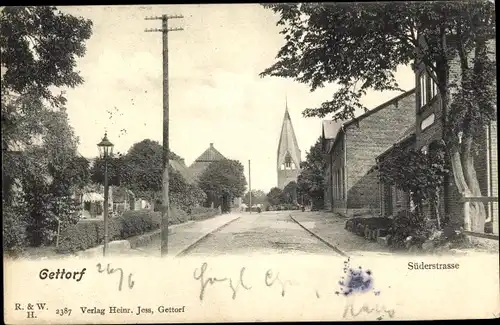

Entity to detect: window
[419,73,427,107]
[337,169,342,200]
[420,113,435,131]
[340,167,345,200]
[430,77,438,99]
[284,154,292,168]
[332,171,337,199]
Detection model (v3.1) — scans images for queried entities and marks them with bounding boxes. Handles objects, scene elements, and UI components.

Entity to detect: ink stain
[337,259,379,296]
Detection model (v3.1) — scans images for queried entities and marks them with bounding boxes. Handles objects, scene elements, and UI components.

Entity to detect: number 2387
[56,308,72,316]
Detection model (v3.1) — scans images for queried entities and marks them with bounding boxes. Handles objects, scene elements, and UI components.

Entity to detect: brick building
[411,39,497,233]
[323,89,416,216]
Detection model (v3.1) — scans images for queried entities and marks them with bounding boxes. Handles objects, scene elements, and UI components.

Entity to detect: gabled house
[188,143,242,208]
[188,143,226,181]
[323,89,416,216]
[170,158,195,185]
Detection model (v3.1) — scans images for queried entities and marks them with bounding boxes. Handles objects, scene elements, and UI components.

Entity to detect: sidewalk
[290,211,394,257]
[132,212,242,257]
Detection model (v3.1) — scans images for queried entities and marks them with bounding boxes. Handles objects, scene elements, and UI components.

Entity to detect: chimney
[180,158,185,164]
[210,143,214,148]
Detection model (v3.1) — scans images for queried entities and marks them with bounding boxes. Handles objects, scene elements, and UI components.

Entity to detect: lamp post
[97,132,114,257]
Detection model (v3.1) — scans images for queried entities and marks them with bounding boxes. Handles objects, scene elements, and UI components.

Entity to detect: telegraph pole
[248,160,252,214]
[145,14,183,257]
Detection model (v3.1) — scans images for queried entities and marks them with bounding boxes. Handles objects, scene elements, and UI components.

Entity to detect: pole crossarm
[145,15,184,20]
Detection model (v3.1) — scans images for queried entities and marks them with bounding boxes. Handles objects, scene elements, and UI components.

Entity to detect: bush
[57,217,122,253]
[3,205,28,255]
[190,207,219,221]
[119,210,158,238]
[387,211,434,250]
[170,205,188,224]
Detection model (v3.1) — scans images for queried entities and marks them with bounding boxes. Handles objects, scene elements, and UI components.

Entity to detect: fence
[462,196,499,240]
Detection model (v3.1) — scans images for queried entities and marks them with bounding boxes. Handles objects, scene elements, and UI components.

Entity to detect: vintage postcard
[2,3,499,323]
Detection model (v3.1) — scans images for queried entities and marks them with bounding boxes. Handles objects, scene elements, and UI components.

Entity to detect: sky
[59,4,416,193]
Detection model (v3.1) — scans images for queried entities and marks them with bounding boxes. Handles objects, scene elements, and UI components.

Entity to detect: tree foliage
[296,137,326,209]
[89,154,125,187]
[198,159,247,209]
[377,141,449,226]
[282,181,299,204]
[261,2,495,124]
[266,187,284,206]
[1,6,93,106]
[90,139,205,210]
[6,110,85,246]
[243,189,267,206]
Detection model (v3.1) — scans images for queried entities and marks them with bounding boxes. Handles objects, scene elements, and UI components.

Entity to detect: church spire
[277,96,301,188]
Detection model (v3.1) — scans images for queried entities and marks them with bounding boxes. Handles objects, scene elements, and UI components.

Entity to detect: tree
[1,7,93,106]
[90,154,125,188]
[98,139,205,211]
[1,7,94,250]
[296,137,326,210]
[15,110,86,246]
[198,159,247,213]
[266,187,284,206]
[1,6,93,152]
[120,139,164,201]
[261,2,496,232]
[243,190,267,206]
[283,181,299,204]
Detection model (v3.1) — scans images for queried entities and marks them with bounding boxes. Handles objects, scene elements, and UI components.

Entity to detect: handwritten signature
[96,263,135,291]
[193,262,296,301]
[343,303,395,320]
[265,269,293,297]
[193,262,252,301]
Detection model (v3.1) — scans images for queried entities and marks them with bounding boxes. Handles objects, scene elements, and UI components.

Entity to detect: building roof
[192,143,226,163]
[188,143,227,180]
[82,192,104,202]
[277,104,301,168]
[322,120,341,140]
[377,124,416,161]
[170,158,195,184]
[326,89,416,155]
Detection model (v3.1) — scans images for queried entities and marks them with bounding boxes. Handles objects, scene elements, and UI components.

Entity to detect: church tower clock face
[276,99,301,189]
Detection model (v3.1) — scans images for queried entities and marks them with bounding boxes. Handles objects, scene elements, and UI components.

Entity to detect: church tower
[277,99,301,189]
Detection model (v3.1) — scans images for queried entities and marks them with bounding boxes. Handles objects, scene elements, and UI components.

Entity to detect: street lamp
[97,132,114,257]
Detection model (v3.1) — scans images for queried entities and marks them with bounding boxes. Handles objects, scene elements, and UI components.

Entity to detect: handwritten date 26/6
[55,308,72,316]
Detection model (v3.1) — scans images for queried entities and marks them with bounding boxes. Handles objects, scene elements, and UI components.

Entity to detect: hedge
[189,207,219,221]
[345,217,393,236]
[57,206,220,253]
[57,217,122,253]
